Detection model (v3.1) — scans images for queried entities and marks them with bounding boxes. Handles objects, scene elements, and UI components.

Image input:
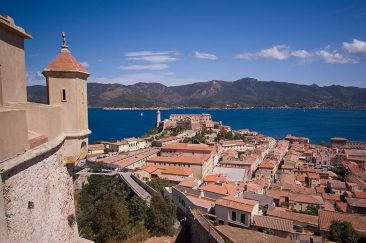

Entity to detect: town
[1,10,366,243]
[82,112,366,242]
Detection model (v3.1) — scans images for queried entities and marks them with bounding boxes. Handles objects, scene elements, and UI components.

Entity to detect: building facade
[0,16,90,243]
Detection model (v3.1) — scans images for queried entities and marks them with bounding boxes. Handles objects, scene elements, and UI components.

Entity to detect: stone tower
[156,109,161,127]
[42,32,91,163]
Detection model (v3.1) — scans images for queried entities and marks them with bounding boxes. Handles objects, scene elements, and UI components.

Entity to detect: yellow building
[0,15,91,242]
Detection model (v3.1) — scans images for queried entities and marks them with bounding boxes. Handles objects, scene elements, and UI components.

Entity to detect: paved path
[76,170,151,204]
[119,171,151,203]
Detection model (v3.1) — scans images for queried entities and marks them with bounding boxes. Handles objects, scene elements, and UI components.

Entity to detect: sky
[3,0,366,87]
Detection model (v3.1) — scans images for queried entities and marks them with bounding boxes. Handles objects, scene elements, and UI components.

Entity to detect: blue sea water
[88,108,366,145]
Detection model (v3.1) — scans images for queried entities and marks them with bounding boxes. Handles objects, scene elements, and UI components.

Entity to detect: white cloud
[291,50,312,58]
[80,61,89,67]
[315,49,356,64]
[128,55,178,63]
[234,52,254,60]
[342,39,366,54]
[125,51,179,64]
[90,73,204,86]
[235,45,310,61]
[125,51,178,57]
[117,64,168,71]
[26,71,45,85]
[194,51,218,60]
[256,45,291,60]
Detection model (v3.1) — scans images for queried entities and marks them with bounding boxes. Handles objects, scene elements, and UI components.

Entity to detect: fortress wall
[0,108,28,161]
[2,141,78,243]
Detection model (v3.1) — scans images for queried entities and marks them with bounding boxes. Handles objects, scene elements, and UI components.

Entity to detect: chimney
[199,190,204,198]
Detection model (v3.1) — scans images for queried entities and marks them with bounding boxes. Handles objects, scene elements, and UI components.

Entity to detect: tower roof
[43,32,90,75]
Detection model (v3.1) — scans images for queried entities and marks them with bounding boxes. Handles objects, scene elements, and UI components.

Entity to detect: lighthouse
[156,109,161,127]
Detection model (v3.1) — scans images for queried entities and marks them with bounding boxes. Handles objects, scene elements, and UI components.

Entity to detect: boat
[140,112,143,116]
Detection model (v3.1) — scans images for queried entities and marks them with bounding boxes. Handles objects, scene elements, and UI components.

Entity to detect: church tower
[156,109,161,127]
[42,32,91,163]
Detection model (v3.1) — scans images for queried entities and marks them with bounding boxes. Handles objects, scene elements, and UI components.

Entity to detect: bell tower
[42,32,91,163]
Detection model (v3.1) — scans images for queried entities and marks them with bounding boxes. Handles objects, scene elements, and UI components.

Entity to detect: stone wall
[2,141,78,243]
[186,209,224,243]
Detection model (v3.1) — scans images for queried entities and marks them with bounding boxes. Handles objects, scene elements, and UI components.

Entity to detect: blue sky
[3,0,366,87]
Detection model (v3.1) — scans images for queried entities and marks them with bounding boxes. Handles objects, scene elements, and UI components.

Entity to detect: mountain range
[27,78,366,108]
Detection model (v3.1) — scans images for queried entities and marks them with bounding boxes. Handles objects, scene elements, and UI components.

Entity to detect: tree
[104,148,113,153]
[147,178,171,194]
[77,175,130,242]
[128,196,148,223]
[319,141,327,146]
[145,194,176,236]
[328,220,358,243]
[305,205,319,216]
[94,193,130,243]
[91,162,105,173]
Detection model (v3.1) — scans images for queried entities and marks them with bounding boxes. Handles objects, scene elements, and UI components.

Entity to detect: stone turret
[42,32,91,163]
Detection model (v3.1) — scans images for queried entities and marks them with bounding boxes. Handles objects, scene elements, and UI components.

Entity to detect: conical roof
[43,32,89,75]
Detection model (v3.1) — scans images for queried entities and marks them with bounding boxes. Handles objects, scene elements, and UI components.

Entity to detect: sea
[88,108,366,145]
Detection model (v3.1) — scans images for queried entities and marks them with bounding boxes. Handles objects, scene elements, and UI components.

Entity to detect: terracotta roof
[186,195,214,209]
[158,136,180,143]
[315,187,326,194]
[336,201,348,212]
[44,49,89,74]
[290,185,316,194]
[354,191,366,199]
[328,180,347,189]
[143,165,158,173]
[331,137,348,142]
[266,189,289,200]
[160,166,193,176]
[324,201,335,212]
[319,211,366,234]
[322,193,341,202]
[308,173,320,179]
[267,206,318,226]
[203,174,228,183]
[199,183,238,196]
[258,160,276,169]
[178,178,200,188]
[215,196,257,213]
[281,163,294,170]
[161,143,213,153]
[100,148,159,168]
[346,197,366,208]
[88,144,105,151]
[289,193,324,205]
[147,154,210,165]
[253,215,293,233]
[244,182,262,192]
[295,175,306,182]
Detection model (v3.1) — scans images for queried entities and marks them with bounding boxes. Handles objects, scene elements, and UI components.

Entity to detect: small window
[231,211,236,221]
[240,213,245,224]
[61,89,67,102]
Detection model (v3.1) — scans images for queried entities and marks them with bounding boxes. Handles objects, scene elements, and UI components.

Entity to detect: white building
[215,196,259,227]
[104,137,148,153]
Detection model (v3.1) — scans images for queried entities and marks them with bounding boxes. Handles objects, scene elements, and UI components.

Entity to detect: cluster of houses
[86,113,366,242]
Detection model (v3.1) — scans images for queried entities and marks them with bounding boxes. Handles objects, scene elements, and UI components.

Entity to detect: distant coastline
[27,78,366,109]
[99,106,366,110]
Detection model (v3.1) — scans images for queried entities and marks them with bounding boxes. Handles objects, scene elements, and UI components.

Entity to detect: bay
[88,108,366,145]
